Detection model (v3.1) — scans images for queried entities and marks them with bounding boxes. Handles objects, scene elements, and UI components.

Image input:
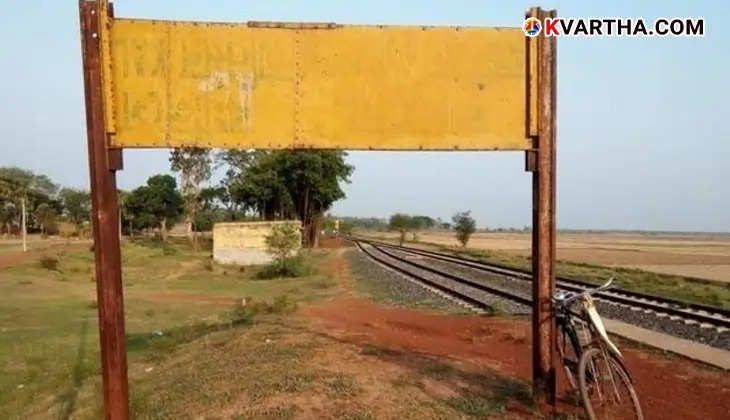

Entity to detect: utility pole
[21,196,27,252]
[79,1,129,418]
[526,6,558,405]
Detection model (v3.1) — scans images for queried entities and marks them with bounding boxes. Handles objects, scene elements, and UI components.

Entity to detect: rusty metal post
[79,1,130,419]
[529,7,558,404]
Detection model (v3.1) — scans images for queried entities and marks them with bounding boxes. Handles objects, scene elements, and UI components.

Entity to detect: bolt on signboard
[78,1,556,418]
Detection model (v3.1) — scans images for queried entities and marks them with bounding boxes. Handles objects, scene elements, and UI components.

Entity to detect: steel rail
[350,237,730,329]
[369,242,532,306]
[352,241,491,310]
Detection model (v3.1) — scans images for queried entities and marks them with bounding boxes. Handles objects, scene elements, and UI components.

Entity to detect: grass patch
[323,372,359,398]
[229,295,298,326]
[336,410,376,420]
[127,296,297,359]
[39,255,60,271]
[232,404,300,420]
[0,237,336,419]
[447,395,504,416]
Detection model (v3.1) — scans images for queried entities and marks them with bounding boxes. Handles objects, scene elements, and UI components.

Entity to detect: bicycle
[553,278,644,420]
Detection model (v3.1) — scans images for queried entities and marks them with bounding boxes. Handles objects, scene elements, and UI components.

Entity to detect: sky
[0,1,728,232]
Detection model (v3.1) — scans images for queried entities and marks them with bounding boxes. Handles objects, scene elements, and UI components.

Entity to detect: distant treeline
[0,166,92,237]
[325,215,454,232]
[2,149,354,248]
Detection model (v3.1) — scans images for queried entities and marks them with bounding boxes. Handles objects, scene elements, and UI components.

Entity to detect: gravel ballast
[381,246,730,351]
[346,247,466,313]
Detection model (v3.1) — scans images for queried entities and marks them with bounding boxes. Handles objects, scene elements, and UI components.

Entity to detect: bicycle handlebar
[553,277,615,307]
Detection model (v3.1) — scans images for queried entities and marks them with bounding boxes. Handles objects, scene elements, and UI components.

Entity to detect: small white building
[213,221,301,265]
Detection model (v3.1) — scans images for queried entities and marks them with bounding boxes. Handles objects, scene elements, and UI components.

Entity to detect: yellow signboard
[104,18,529,150]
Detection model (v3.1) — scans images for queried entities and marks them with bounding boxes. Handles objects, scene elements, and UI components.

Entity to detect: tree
[170,148,212,248]
[222,150,353,247]
[123,175,182,240]
[229,152,292,220]
[329,216,388,231]
[413,215,436,230]
[214,149,257,220]
[408,217,424,241]
[0,167,58,198]
[60,188,91,228]
[0,201,17,236]
[35,203,57,236]
[275,151,353,247]
[339,220,355,235]
[0,167,60,249]
[389,213,413,245]
[452,211,476,247]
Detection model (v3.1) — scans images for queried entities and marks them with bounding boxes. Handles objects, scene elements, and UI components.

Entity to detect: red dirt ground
[304,249,730,419]
[318,236,353,249]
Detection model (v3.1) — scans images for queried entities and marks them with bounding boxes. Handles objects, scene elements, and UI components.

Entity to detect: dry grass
[362,230,730,283]
[0,238,543,419]
[0,238,337,419]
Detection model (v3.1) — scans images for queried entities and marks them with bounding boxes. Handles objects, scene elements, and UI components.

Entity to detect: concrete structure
[213,221,301,265]
[605,318,730,371]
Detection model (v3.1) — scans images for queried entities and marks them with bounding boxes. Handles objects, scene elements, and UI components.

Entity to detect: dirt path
[301,247,730,419]
[322,248,353,294]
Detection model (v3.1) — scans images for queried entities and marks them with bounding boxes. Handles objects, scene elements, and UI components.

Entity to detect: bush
[256,254,312,279]
[229,304,257,326]
[257,222,309,279]
[39,255,59,271]
[264,222,301,264]
[452,210,476,247]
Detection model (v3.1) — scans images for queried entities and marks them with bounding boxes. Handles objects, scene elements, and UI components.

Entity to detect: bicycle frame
[556,303,588,389]
[554,280,635,390]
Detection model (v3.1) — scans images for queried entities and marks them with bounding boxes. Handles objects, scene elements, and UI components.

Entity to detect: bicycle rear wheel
[578,346,643,420]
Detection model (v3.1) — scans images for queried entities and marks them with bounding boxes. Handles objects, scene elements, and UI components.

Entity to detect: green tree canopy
[0,167,58,198]
[0,167,61,234]
[389,213,414,245]
[412,215,436,229]
[223,150,353,247]
[59,188,91,227]
[452,210,477,247]
[124,175,182,238]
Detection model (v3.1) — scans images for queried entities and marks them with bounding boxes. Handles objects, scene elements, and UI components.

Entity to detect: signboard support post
[79,1,130,419]
[78,1,557,415]
[529,7,558,405]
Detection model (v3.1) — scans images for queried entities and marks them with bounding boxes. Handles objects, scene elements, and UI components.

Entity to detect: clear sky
[0,1,728,231]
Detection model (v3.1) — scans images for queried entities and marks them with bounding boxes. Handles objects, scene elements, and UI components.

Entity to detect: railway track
[350,237,730,332]
[352,240,531,312]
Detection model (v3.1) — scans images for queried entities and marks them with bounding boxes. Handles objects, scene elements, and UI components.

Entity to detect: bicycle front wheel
[578,346,643,420]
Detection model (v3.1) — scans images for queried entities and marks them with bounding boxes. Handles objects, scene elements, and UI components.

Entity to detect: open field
[361,230,730,283]
[0,238,338,419]
[2,236,729,419]
[0,235,86,256]
[0,237,548,419]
